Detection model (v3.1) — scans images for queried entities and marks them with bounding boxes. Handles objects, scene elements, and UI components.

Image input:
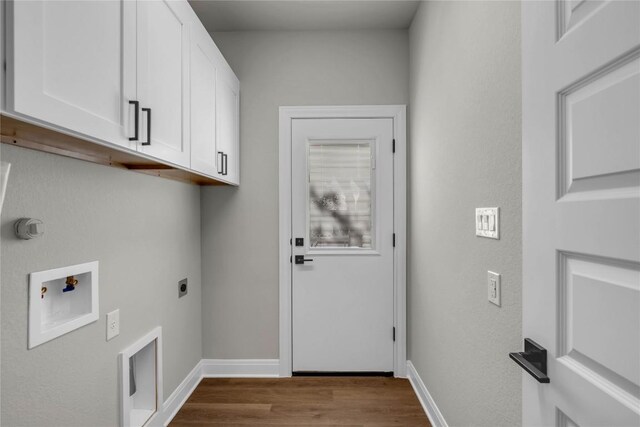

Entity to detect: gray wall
[408,2,522,426]
[0,10,523,425]
[201,30,409,358]
[0,145,203,426]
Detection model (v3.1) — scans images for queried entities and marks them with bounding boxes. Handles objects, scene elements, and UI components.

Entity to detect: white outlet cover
[488,271,501,307]
[107,309,120,341]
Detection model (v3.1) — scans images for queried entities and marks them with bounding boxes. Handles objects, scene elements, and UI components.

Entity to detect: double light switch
[476,207,499,239]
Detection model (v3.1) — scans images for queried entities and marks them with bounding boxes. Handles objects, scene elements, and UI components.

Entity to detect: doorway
[278,106,407,377]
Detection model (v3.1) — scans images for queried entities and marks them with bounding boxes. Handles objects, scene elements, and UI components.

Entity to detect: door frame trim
[278,105,407,377]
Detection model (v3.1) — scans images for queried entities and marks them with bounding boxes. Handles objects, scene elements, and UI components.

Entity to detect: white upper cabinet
[189,24,218,177]
[190,20,240,184]
[216,61,240,185]
[136,0,191,167]
[7,0,137,149]
[3,0,239,184]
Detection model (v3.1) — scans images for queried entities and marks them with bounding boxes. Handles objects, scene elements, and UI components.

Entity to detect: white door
[522,1,640,426]
[291,118,394,373]
[8,0,136,149]
[190,25,218,177]
[137,0,190,167]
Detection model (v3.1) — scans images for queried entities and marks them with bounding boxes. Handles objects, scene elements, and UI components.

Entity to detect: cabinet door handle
[141,108,151,146]
[223,153,228,176]
[129,101,139,141]
[217,152,224,174]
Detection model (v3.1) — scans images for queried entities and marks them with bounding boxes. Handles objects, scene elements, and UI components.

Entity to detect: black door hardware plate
[509,338,550,383]
[295,255,313,265]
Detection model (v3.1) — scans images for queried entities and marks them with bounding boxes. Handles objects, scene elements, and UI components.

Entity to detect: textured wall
[408,2,522,426]
[0,145,203,426]
[201,30,409,358]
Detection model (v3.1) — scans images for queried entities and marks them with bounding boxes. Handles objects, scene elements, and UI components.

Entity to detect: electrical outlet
[106,309,120,340]
[487,271,501,307]
[178,278,188,298]
[488,271,501,306]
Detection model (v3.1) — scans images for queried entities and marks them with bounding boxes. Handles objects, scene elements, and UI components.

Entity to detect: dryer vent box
[120,327,163,427]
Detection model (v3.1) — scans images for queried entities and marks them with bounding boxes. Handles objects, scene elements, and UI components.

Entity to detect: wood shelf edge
[0,114,228,186]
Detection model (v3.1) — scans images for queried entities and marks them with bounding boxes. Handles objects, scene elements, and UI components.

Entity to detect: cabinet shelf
[0,114,228,186]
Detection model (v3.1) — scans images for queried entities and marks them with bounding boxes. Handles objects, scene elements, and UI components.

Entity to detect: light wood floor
[170,377,431,426]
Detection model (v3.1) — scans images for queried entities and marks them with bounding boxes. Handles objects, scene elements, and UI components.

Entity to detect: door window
[307,141,375,249]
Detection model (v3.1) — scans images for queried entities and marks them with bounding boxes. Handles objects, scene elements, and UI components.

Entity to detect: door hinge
[393,233,396,247]
[393,327,396,342]
[392,139,396,153]
[290,255,292,264]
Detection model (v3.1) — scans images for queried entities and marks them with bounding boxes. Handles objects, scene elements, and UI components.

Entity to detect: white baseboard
[157,359,278,426]
[160,360,203,426]
[201,359,280,378]
[406,361,448,427]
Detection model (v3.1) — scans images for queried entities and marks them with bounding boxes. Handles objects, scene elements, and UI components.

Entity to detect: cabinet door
[7,0,137,149]
[216,65,240,185]
[136,0,190,167]
[190,26,218,177]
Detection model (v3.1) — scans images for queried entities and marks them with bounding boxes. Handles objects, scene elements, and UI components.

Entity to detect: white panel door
[190,25,217,177]
[8,0,136,149]
[215,64,240,184]
[522,1,640,425]
[137,0,190,167]
[291,118,394,373]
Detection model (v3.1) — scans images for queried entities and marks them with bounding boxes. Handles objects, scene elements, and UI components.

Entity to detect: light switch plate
[488,271,501,307]
[106,309,120,341]
[476,207,499,239]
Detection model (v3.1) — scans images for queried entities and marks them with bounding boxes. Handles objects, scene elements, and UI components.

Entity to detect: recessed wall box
[120,327,163,427]
[28,261,99,349]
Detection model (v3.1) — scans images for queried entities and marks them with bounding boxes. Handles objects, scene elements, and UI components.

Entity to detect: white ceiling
[188,1,421,32]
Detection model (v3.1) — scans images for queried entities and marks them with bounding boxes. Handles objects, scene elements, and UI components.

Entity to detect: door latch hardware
[295,238,304,246]
[509,338,550,383]
[294,255,313,265]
